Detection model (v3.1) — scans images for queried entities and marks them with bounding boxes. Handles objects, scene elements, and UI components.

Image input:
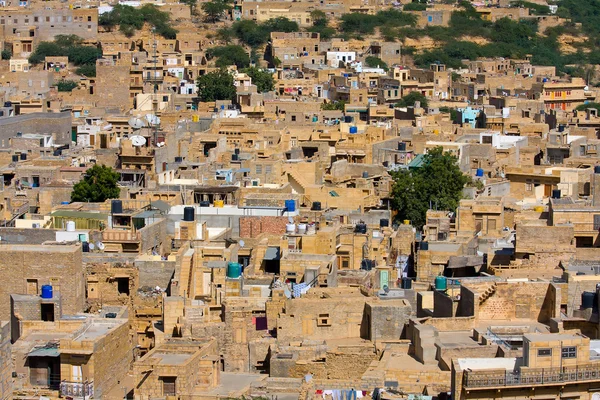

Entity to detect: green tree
[201,0,232,23]
[67,45,102,66]
[403,2,427,11]
[99,4,177,38]
[209,45,250,69]
[395,91,428,108]
[1,49,11,60]
[391,147,468,228]
[575,103,600,112]
[321,101,346,111]
[365,56,388,70]
[56,79,79,92]
[196,69,236,102]
[76,64,96,77]
[71,165,120,203]
[310,10,327,27]
[242,67,274,92]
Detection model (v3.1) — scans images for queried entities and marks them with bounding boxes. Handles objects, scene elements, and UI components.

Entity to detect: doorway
[41,304,54,322]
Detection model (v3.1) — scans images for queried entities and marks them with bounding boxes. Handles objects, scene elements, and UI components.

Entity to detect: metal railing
[463,364,600,389]
[60,380,94,398]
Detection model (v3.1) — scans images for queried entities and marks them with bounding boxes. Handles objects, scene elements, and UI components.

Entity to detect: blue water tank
[41,285,53,299]
[227,262,241,279]
[476,168,484,177]
[434,276,447,291]
[285,199,296,212]
[61,201,70,205]
[349,126,358,134]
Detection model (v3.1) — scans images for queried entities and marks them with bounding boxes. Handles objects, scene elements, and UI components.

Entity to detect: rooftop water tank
[476,168,484,177]
[594,165,600,174]
[551,189,561,199]
[232,154,239,161]
[582,291,596,309]
[435,275,447,291]
[199,201,210,207]
[285,199,296,212]
[380,219,389,227]
[227,262,241,279]
[398,142,406,151]
[349,126,358,134]
[286,223,296,233]
[355,223,367,234]
[297,223,307,234]
[401,277,412,289]
[362,171,369,178]
[66,221,76,232]
[41,285,53,299]
[183,206,195,222]
[311,202,321,211]
[420,241,429,251]
[111,199,123,214]
[20,153,26,160]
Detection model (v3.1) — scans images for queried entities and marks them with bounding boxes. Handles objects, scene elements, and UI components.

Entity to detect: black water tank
[361,259,373,271]
[383,161,389,168]
[11,155,18,162]
[111,199,123,214]
[183,206,195,221]
[344,116,353,123]
[355,223,367,234]
[175,156,183,163]
[232,154,239,161]
[402,277,412,289]
[595,165,600,174]
[235,148,240,155]
[582,291,596,309]
[311,202,321,211]
[199,201,210,207]
[398,142,406,151]
[20,153,26,160]
[420,241,429,251]
[380,218,389,227]
[551,189,561,199]
[82,241,90,252]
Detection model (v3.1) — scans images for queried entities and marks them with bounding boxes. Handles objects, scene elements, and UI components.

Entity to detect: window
[526,180,533,192]
[265,165,272,175]
[317,313,331,326]
[255,165,262,174]
[291,115,296,122]
[538,349,551,356]
[562,346,576,359]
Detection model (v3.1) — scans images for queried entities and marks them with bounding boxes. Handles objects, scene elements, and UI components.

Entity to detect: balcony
[60,380,94,398]
[463,364,600,390]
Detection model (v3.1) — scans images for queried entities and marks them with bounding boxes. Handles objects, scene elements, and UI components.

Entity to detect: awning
[447,255,484,269]
[29,346,60,358]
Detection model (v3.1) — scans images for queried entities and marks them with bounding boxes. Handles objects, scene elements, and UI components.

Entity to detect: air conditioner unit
[32,223,40,228]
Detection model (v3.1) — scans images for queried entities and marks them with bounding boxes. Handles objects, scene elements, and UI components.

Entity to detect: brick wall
[239,216,289,239]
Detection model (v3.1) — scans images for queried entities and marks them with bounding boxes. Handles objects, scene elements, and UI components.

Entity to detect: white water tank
[297,223,307,234]
[286,223,296,233]
[66,221,76,232]
[306,223,316,235]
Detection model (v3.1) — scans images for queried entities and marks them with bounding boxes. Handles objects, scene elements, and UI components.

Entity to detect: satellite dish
[145,114,161,126]
[88,243,95,251]
[130,135,147,147]
[96,242,105,250]
[128,117,145,129]
[239,240,245,248]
